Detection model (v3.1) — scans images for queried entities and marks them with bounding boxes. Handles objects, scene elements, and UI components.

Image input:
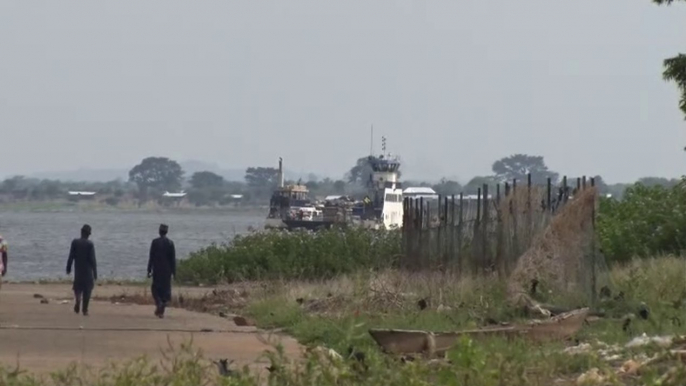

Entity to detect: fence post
[457,193,464,275]
[443,195,449,267]
[576,177,581,194]
[482,184,490,273]
[546,177,552,213]
[426,199,432,267]
[450,194,456,269]
[495,183,504,277]
[590,179,597,307]
[417,197,423,270]
[404,198,409,269]
[527,173,532,248]
[473,188,482,275]
[512,178,519,260]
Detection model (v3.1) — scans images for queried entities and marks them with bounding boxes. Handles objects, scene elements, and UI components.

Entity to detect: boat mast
[278,157,285,188]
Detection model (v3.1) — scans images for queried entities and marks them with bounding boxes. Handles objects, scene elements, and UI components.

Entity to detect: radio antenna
[370,124,374,156]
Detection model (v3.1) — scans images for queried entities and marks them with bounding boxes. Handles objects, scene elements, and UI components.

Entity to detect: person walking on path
[0,234,8,291]
[66,224,98,316]
[147,223,176,318]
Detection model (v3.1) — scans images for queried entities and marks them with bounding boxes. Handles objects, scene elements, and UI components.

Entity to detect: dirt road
[0,283,301,376]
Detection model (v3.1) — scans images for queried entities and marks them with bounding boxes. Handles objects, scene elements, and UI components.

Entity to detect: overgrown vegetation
[239,257,686,385]
[597,179,686,262]
[176,227,401,284]
[0,338,628,386]
[242,257,686,350]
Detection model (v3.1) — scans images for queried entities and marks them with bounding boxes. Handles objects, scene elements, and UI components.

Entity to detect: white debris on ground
[568,334,686,384]
[576,368,604,385]
[625,333,674,349]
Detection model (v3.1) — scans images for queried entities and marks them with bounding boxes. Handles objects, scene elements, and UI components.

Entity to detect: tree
[432,178,463,196]
[636,176,679,188]
[664,54,686,118]
[591,175,608,193]
[244,167,279,188]
[492,154,559,185]
[463,176,498,194]
[129,157,184,199]
[651,2,686,118]
[0,176,26,194]
[190,171,225,189]
[346,157,375,185]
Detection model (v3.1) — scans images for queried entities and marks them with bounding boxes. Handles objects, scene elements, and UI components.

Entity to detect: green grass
[235,256,686,385]
[0,335,619,386]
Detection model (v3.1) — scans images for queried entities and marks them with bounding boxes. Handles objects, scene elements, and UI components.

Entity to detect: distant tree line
[402,154,681,200]
[0,154,680,207]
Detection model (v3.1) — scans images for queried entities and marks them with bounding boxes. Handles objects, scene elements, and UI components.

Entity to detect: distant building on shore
[402,187,439,201]
[162,191,187,199]
[67,191,97,201]
[160,191,187,207]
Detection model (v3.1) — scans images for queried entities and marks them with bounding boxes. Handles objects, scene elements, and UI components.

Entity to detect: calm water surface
[0,210,265,281]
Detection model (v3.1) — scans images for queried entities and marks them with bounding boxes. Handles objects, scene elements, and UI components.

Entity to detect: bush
[176,227,401,284]
[104,197,120,206]
[597,178,686,262]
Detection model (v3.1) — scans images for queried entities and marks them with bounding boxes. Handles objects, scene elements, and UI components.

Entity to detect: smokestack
[278,157,284,188]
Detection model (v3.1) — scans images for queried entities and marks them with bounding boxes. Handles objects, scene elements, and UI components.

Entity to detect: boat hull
[369,308,589,357]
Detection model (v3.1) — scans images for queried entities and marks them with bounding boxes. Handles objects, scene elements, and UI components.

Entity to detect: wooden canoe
[369,308,589,357]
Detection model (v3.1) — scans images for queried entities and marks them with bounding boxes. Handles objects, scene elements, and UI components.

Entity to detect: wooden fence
[401,175,598,276]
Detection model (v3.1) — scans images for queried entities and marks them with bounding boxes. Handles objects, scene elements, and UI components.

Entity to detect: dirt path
[0,283,301,376]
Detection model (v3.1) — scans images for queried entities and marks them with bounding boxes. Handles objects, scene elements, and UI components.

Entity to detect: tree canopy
[346,157,375,185]
[462,176,499,194]
[652,0,686,118]
[190,171,225,189]
[128,157,184,195]
[432,178,463,196]
[491,154,559,185]
[244,167,280,188]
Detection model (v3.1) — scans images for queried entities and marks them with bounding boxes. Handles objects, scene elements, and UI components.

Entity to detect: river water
[0,210,265,281]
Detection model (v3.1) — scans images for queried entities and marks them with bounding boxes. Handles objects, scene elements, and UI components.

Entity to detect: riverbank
[5,256,685,385]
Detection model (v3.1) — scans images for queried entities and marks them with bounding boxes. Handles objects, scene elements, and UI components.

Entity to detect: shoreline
[2,278,151,286]
[0,202,268,214]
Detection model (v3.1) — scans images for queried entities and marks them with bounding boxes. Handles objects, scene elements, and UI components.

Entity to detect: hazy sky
[1,0,685,183]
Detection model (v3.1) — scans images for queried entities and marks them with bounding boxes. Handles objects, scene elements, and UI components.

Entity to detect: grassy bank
[241,255,686,345]
[6,257,686,385]
[237,256,686,385]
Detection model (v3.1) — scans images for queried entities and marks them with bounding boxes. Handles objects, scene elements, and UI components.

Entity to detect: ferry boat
[264,158,319,229]
[265,141,404,231]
